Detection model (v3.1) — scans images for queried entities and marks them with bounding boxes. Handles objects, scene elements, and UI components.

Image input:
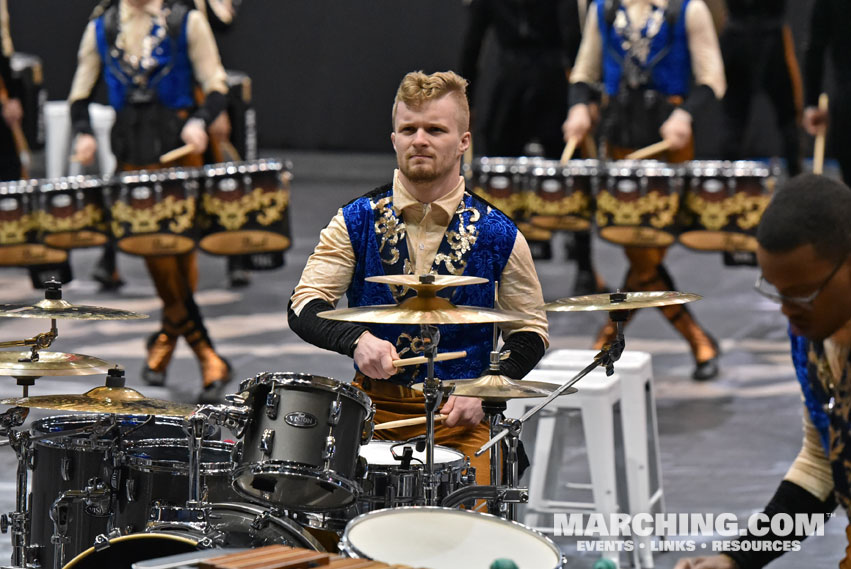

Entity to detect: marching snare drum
[528,159,599,232]
[116,439,240,533]
[0,179,67,266]
[595,160,684,247]
[679,160,777,253]
[109,167,200,256]
[198,159,291,256]
[340,507,565,569]
[233,372,374,511]
[37,175,109,249]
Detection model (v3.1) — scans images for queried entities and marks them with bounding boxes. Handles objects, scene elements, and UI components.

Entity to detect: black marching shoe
[692,336,720,381]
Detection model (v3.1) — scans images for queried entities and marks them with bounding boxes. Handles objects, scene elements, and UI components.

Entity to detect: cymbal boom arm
[0,319,59,357]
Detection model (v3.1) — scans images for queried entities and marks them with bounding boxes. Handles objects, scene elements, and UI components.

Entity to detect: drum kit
[468,156,780,252]
[0,158,292,268]
[0,276,699,569]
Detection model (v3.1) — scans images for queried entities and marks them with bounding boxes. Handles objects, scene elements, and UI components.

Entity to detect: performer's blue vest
[599,0,692,96]
[94,9,195,111]
[342,184,517,387]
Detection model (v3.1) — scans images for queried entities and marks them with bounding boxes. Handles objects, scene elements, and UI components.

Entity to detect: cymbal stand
[419,323,444,507]
[0,407,29,568]
[0,318,59,397]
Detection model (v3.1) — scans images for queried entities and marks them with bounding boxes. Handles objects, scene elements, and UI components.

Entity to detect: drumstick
[560,136,580,164]
[392,350,467,368]
[813,93,829,175]
[159,143,197,164]
[374,414,447,431]
[625,140,672,160]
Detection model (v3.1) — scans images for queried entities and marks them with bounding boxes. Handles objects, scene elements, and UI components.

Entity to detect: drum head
[360,440,463,466]
[341,507,563,569]
[61,533,199,569]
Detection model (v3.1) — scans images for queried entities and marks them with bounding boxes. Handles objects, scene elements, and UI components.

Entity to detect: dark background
[7,0,821,157]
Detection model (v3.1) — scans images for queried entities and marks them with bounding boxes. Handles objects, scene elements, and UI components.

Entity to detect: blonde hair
[392,70,471,131]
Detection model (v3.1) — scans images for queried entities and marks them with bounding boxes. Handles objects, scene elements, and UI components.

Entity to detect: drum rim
[31,414,186,450]
[340,506,564,566]
[117,167,202,184]
[203,158,285,176]
[60,531,200,569]
[232,461,362,511]
[123,438,234,474]
[239,371,373,414]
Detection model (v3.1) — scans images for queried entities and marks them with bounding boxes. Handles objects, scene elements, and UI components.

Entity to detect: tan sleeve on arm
[290,210,357,315]
[570,3,603,86]
[497,231,549,346]
[185,10,228,95]
[68,21,101,103]
[685,0,726,99]
[783,408,835,501]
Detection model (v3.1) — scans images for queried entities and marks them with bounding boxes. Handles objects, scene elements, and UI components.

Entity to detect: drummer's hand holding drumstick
[659,108,693,151]
[562,103,592,144]
[180,117,209,155]
[1,97,22,129]
[802,105,828,137]
[440,395,484,428]
[353,332,399,380]
[72,133,98,166]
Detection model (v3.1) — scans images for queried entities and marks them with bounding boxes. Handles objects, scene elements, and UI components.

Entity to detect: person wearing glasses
[675,173,849,568]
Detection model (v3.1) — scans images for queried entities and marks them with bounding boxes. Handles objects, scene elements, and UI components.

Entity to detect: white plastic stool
[508,349,664,568]
[44,101,116,178]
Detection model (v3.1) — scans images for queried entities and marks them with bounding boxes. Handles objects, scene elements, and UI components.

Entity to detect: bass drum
[62,503,323,569]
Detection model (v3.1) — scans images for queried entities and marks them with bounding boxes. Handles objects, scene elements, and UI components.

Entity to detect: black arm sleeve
[0,50,21,100]
[499,331,547,379]
[70,98,94,137]
[192,90,228,126]
[569,81,595,107]
[679,83,717,117]
[803,0,829,108]
[723,480,837,569]
[287,298,370,358]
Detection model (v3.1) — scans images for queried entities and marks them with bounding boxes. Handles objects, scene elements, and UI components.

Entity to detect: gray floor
[0,150,844,568]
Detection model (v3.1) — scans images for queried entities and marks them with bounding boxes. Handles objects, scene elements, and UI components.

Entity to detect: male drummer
[289,70,549,484]
[69,0,232,403]
[675,174,850,568]
[562,0,725,380]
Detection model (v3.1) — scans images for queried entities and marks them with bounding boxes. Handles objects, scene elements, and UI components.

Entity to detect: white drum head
[342,507,562,569]
[360,440,463,466]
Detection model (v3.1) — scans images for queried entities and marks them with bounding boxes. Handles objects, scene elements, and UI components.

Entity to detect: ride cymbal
[0,351,112,377]
[366,275,488,292]
[541,291,701,312]
[0,385,197,417]
[0,298,148,320]
[318,296,526,325]
[413,374,577,402]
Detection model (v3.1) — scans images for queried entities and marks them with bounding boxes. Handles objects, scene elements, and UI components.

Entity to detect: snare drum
[528,159,598,231]
[198,159,292,256]
[468,157,531,220]
[37,175,109,249]
[595,160,684,247]
[679,160,777,252]
[233,372,374,511]
[116,439,240,533]
[109,167,200,256]
[28,415,199,569]
[0,179,67,266]
[340,507,565,569]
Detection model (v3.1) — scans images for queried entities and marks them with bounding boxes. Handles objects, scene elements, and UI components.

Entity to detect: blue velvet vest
[599,0,691,96]
[95,9,195,111]
[342,184,517,386]
[790,329,851,510]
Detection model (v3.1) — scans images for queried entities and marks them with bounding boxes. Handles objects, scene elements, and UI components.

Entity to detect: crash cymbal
[413,373,577,402]
[366,275,488,292]
[0,351,112,377]
[0,385,197,417]
[319,296,526,325]
[0,298,148,320]
[542,291,702,312]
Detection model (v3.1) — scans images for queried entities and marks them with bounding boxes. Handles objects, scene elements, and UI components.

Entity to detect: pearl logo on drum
[285,411,318,428]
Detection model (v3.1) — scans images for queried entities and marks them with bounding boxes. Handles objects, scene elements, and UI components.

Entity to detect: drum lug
[265,392,280,420]
[93,533,111,552]
[260,429,275,456]
[322,435,336,462]
[328,400,342,426]
[361,416,375,445]
[125,477,136,503]
[231,439,244,463]
[60,456,72,482]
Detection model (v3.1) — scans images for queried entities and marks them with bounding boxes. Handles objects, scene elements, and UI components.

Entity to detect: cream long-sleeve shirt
[291,170,550,344]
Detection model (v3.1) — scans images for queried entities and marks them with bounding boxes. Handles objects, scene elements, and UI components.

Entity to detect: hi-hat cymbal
[319,296,526,325]
[0,298,148,320]
[541,291,702,312]
[0,385,197,417]
[366,275,488,292]
[413,374,577,402]
[0,351,112,377]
